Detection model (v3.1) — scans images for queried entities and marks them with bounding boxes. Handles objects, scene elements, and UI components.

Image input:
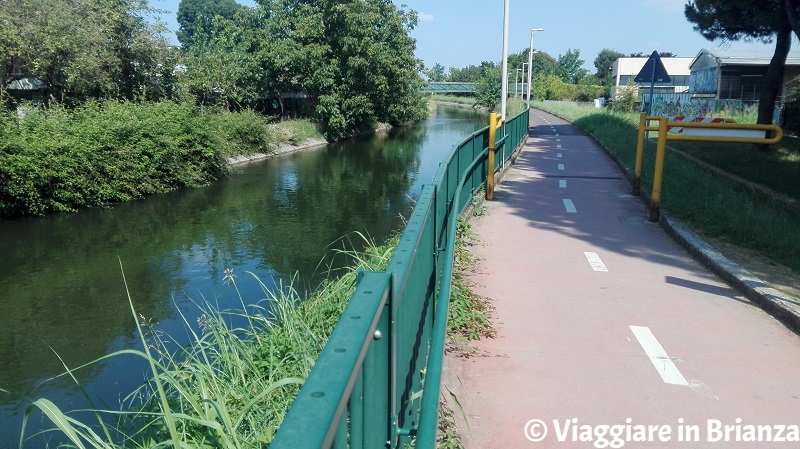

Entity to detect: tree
[576,74,604,101]
[532,51,558,78]
[176,0,242,48]
[474,66,502,110]
[447,65,482,82]
[685,0,790,140]
[426,63,446,82]
[182,13,268,109]
[0,0,173,103]
[256,0,427,140]
[593,48,625,87]
[557,49,588,84]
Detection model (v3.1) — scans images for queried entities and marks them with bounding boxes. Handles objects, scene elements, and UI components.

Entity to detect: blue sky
[150,0,790,72]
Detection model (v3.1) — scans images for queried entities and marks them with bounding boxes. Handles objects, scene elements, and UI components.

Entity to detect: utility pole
[527,28,544,108]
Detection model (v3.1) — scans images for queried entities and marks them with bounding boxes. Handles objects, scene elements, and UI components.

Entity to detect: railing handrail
[415,144,491,446]
[634,112,783,222]
[270,108,530,449]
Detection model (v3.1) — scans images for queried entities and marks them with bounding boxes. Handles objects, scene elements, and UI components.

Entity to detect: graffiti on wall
[690,67,718,94]
[648,97,782,122]
[650,98,758,117]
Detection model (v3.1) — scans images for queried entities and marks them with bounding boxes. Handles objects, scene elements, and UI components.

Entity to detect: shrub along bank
[0,100,321,218]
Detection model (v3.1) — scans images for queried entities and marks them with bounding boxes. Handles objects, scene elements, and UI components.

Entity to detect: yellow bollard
[487,113,500,200]
[633,113,647,196]
[649,117,668,222]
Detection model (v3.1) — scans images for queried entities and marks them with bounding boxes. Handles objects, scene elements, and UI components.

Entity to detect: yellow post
[649,117,668,222]
[633,113,647,196]
[487,113,499,200]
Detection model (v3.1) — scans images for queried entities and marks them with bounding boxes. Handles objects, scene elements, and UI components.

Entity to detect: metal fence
[270,108,531,449]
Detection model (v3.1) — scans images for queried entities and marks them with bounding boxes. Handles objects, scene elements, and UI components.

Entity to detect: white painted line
[558,164,565,171]
[584,252,608,272]
[562,199,577,213]
[557,145,562,148]
[629,326,688,386]
[557,153,563,158]
[557,139,561,142]
[559,180,567,188]
[555,133,560,136]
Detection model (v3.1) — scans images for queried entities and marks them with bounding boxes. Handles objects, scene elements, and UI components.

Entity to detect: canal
[0,104,487,446]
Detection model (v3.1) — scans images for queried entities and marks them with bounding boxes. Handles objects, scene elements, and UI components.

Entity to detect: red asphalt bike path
[443,109,800,449]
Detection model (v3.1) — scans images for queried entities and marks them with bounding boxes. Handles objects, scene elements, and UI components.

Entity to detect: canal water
[0,104,487,447]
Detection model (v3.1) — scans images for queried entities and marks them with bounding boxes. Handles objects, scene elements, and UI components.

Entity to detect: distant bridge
[421,81,528,95]
[420,82,475,94]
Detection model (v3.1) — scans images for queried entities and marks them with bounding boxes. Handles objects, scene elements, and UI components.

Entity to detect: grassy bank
[534,102,800,272]
[0,100,323,217]
[10,223,493,448]
[11,236,394,448]
[429,94,528,118]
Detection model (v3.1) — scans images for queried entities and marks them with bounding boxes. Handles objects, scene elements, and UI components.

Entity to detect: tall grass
[13,235,395,449]
[534,102,800,272]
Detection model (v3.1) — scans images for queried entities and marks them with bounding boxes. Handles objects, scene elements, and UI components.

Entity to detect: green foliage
[612,76,640,112]
[426,63,448,82]
[593,48,625,88]
[474,66,502,111]
[0,100,278,217]
[182,13,271,109]
[0,0,174,103]
[557,49,589,84]
[576,75,605,101]
[447,64,487,83]
[535,74,573,101]
[685,0,782,42]
[447,219,494,341]
[249,0,427,140]
[176,0,243,48]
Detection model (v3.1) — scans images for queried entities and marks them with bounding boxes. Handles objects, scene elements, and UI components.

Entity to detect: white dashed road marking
[584,252,608,272]
[630,326,688,387]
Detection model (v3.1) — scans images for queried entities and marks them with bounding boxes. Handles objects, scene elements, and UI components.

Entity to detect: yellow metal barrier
[486,113,504,200]
[634,113,783,222]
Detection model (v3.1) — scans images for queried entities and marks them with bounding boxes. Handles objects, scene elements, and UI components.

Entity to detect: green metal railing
[271,108,530,449]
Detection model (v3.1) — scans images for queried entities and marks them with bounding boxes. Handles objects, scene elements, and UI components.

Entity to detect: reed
[13,234,394,449]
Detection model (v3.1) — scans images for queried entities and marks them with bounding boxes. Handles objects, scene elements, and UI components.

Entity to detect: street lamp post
[522,63,529,99]
[515,68,522,99]
[527,27,544,108]
[500,0,510,120]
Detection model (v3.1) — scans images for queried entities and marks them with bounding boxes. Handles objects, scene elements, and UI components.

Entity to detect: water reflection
[0,105,486,445]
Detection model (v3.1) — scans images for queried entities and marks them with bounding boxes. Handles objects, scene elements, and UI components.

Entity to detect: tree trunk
[755,12,792,151]
[786,0,800,39]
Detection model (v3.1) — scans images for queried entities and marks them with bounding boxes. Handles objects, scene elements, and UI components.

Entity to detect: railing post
[634,112,647,196]
[649,117,668,222]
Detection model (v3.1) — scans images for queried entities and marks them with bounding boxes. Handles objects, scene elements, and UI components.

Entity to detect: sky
[149,0,792,72]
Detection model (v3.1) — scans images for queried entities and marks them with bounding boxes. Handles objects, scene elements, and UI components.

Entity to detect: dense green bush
[0,100,274,217]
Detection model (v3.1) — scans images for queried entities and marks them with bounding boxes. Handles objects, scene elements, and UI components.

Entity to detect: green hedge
[0,101,274,217]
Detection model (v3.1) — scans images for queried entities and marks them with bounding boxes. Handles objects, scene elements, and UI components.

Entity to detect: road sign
[634,51,671,83]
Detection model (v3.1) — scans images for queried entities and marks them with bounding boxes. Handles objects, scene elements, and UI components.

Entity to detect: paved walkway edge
[661,215,800,333]
[571,120,800,334]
